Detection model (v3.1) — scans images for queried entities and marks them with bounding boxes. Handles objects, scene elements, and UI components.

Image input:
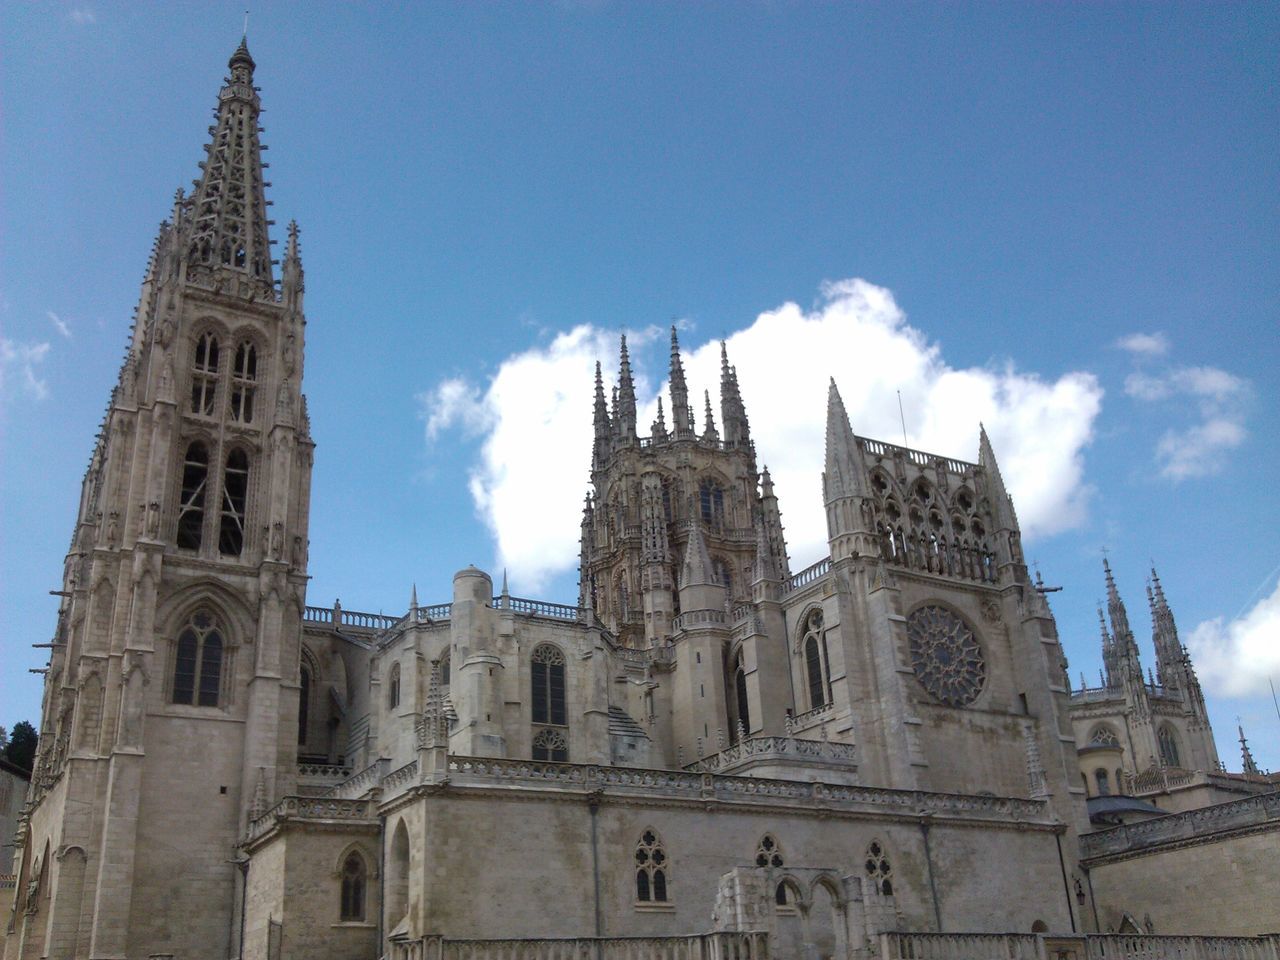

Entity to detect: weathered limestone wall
[1086,821,1280,935]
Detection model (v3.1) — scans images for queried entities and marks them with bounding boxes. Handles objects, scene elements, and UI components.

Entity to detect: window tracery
[177,441,210,550]
[755,834,784,869]
[531,644,567,726]
[190,333,220,416]
[1089,726,1120,747]
[387,662,401,710]
[218,449,249,556]
[339,852,367,922]
[864,840,893,896]
[801,609,830,710]
[1158,725,1181,768]
[228,341,257,423]
[531,728,568,762]
[906,605,986,707]
[172,610,224,707]
[635,829,669,903]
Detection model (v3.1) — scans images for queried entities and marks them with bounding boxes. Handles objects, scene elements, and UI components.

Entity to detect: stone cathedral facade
[5,42,1276,960]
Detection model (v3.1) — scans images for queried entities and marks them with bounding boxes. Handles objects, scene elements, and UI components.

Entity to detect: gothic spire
[282,220,304,311]
[652,396,667,439]
[616,335,637,438]
[592,361,610,440]
[979,424,1019,532]
[669,325,691,436]
[719,341,751,448]
[823,378,865,501]
[1104,558,1135,647]
[185,38,276,297]
[1239,724,1260,777]
[702,389,719,442]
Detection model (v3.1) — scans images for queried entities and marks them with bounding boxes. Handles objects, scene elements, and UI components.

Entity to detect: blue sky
[2,2,1277,771]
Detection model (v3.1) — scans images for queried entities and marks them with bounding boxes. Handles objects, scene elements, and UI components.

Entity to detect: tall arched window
[734,649,750,737]
[699,481,724,527]
[228,341,257,423]
[298,664,311,746]
[635,829,669,903]
[802,609,829,709]
[219,449,249,556]
[387,662,401,710]
[177,441,210,550]
[713,558,733,597]
[172,610,224,707]
[1095,768,1111,796]
[531,644,567,726]
[1158,725,1181,768]
[190,333,220,416]
[339,852,366,922]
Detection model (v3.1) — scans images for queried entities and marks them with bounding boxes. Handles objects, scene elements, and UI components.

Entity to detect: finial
[410,582,418,611]
[243,8,250,40]
[501,568,509,597]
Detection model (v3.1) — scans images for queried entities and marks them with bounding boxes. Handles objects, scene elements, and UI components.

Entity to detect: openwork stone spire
[185,39,275,297]
[616,335,637,438]
[669,325,692,436]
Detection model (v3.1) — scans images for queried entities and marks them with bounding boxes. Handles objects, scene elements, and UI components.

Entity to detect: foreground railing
[389,932,769,960]
[879,933,1280,960]
[1080,791,1280,861]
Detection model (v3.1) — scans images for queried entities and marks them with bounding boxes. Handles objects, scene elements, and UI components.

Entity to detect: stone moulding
[243,796,378,846]
[1079,791,1280,865]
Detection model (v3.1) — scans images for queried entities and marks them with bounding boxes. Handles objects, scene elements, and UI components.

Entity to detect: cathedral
[4,41,1277,960]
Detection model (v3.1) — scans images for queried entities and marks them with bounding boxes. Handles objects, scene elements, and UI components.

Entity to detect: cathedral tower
[8,41,312,960]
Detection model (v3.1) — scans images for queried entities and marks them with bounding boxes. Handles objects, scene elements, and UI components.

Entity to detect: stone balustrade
[879,932,1280,960]
[1080,791,1280,862]
[321,757,390,799]
[684,735,856,774]
[786,557,832,593]
[444,755,1049,825]
[389,932,769,960]
[859,438,974,477]
[296,760,351,782]
[243,795,376,845]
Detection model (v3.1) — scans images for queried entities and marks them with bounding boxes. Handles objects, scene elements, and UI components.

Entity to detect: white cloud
[0,338,52,401]
[422,377,491,441]
[46,311,72,339]
[1125,365,1249,479]
[1115,332,1169,357]
[1187,577,1280,697]
[425,279,1104,591]
[68,7,96,25]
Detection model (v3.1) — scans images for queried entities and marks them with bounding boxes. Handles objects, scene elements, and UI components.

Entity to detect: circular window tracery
[906,605,986,707]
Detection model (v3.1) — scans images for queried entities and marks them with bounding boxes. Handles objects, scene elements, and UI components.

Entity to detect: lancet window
[190,333,220,416]
[635,829,669,903]
[388,662,401,710]
[1094,768,1111,796]
[339,852,367,922]
[177,441,210,550]
[298,659,312,747]
[699,480,725,528]
[228,341,257,423]
[1158,725,1181,768]
[219,449,249,556]
[172,610,224,707]
[733,649,750,738]
[802,609,830,710]
[531,644,567,726]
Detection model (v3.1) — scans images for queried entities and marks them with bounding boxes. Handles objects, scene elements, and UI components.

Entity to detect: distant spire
[592,361,610,465]
[185,37,275,297]
[823,378,865,501]
[669,326,691,436]
[702,389,719,441]
[410,582,419,612]
[282,220,304,309]
[652,396,667,438]
[1104,558,1134,645]
[719,340,751,448]
[1239,724,1260,777]
[616,335,637,438]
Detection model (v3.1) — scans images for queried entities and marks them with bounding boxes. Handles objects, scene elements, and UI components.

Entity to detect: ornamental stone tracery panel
[906,604,987,707]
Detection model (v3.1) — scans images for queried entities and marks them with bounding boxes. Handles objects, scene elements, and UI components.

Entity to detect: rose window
[907,605,986,707]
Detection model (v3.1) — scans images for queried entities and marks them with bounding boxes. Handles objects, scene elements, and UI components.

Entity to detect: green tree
[5,721,38,772]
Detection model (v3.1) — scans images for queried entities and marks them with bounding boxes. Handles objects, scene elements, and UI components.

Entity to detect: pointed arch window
[802,609,830,710]
[699,481,725,527]
[1158,725,1181,768]
[865,840,893,896]
[172,610,224,707]
[1095,768,1111,796]
[228,341,257,423]
[298,663,311,746]
[219,449,249,556]
[635,829,669,903]
[387,662,401,710]
[339,851,367,922]
[177,441,210,550]
[190,333,220,416]
[733,649,750,738]
[531,644,567,726]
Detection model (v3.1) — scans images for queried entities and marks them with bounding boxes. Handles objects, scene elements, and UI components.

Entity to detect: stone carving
[907,605,987,707]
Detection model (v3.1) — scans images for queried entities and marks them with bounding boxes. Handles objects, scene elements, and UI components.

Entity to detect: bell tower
[11,40,313,960]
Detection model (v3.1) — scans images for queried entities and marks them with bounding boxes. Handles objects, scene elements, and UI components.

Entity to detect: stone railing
[321,758,390,799]
[1124,766,1200,795]
[303,605,401,631]
[445,756,1049,825]
[786,557,831,593]
[880,931,1042,960]
[501,596,583,621]
[296,761,352,786]
[242,796,376,845]
[1084,935,1280,960]
[787,703,834,731]
[382,759,420,797]
[859,438,974,477]
[684,735,856,774]
[880,932,1280,960]
[413,604,454,623]
[674,609,727,630]
[1080,791,1280,862]
[389,932,769,960]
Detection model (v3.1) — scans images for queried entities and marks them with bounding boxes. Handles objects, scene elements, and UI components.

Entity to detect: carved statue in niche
[146,501,161,540]
[159,357,175,399]
[157,315,174,349]
[105,511,120,548]
[276,378,292,418]
[271,522,283,561]
[290,535,303,569]
[24,856,42,915]
[282,334,296,376]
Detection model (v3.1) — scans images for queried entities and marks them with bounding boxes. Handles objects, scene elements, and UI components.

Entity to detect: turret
[451,566,505,757]
[978,425,1024,580]
[822,379,875,562]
